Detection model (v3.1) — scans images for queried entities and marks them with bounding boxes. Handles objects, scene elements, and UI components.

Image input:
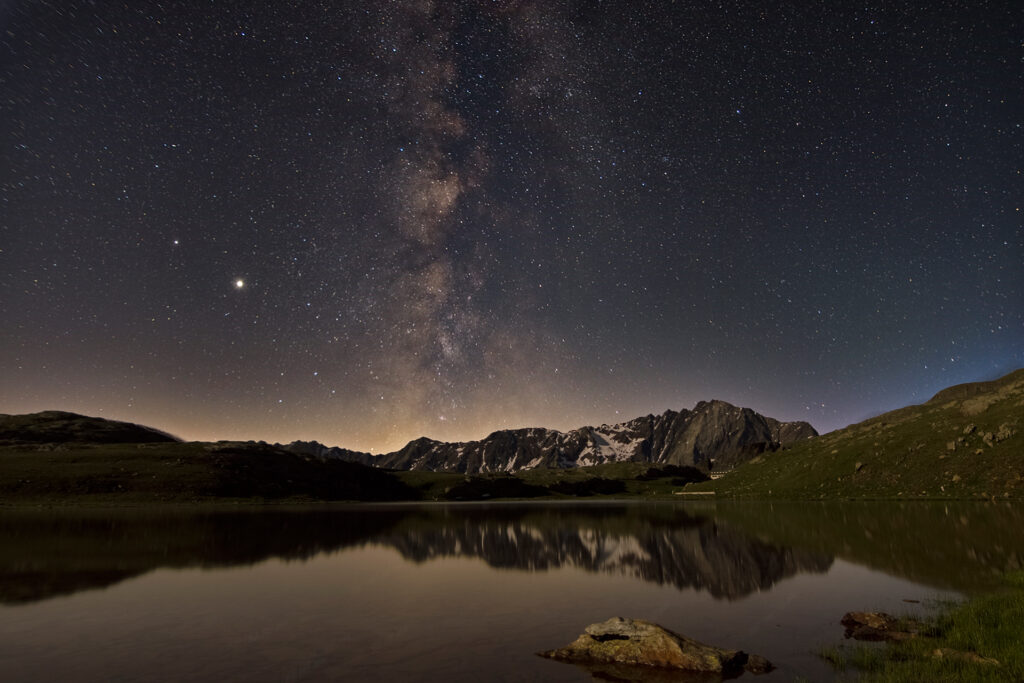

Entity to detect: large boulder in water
[538,617,772,676]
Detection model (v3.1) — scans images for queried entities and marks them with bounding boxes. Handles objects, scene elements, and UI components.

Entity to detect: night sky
[2,1,1020,453]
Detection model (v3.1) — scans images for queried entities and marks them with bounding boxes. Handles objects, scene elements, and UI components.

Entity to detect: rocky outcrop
[538,617,772,676]
[928,369,1024,405]
[285,399,817,474]
[926,368,1024,417]
[841,612,920,642]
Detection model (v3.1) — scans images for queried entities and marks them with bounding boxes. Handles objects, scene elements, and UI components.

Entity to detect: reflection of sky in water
[1,543,957,682]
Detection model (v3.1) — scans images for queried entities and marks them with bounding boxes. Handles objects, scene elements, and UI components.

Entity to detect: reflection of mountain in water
[7,502,1019,606]
[385,511,832,599]
[0,507,408,605]
[0,504,830,604]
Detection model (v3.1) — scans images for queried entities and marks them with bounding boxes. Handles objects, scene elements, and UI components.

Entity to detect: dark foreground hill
[284,399,817,474]
[693,369,1024,500]
[0,411,179,445]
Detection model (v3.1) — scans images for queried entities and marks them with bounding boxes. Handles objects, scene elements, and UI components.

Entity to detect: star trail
[2,1,1020,452]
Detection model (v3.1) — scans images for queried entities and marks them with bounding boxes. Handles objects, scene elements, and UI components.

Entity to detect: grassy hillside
[0,441,418,504]
[690,370,1024,500]
[0,411,179,445]
[395,462,707,500]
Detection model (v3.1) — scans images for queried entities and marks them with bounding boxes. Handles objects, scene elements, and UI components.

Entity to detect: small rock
[982,432,995,447]
[963,424,976,435]
[952,474,962,483]
[975,449,984,455]
[744,654,774,675]
[931,648,999,666]
[854,461,864,472]
[996,424,1015,442]
[946,441,957,451]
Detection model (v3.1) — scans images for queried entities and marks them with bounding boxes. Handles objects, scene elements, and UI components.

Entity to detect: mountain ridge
[283,399,817,474]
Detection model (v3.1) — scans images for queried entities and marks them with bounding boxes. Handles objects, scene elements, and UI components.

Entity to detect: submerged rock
[538,617,772,676]
[742,654,774,675]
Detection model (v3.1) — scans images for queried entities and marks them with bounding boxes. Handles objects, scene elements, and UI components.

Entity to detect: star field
[1,1,1020,452]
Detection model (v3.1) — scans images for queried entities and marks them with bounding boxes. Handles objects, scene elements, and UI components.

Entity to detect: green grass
[516,462,702,497]
[393,462,704,501]
[690,370,1024,501]
[392,469,467,500]
[823,572,1024,682]
[820,646,849,671]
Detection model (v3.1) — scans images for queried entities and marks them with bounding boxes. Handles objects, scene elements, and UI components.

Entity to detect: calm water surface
[1,501,1021,682]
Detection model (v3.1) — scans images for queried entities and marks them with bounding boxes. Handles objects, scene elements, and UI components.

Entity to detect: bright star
[234,279,245,289]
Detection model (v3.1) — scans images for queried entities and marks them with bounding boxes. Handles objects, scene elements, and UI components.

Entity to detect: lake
[1,501,1021,681]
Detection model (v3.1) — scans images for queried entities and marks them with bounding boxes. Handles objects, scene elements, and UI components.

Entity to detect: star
[234,279,245,289]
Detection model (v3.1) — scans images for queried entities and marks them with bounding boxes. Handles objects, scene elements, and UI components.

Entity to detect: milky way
[1,1,1020,451]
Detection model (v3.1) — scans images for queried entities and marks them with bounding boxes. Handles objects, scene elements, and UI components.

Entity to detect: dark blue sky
[2,1,1020,451]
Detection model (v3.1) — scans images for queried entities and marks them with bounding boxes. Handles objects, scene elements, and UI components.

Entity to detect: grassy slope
[0,441,417,504]
[689,370,1024,500]
[0,410,179,444]
[395,462,701,501]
